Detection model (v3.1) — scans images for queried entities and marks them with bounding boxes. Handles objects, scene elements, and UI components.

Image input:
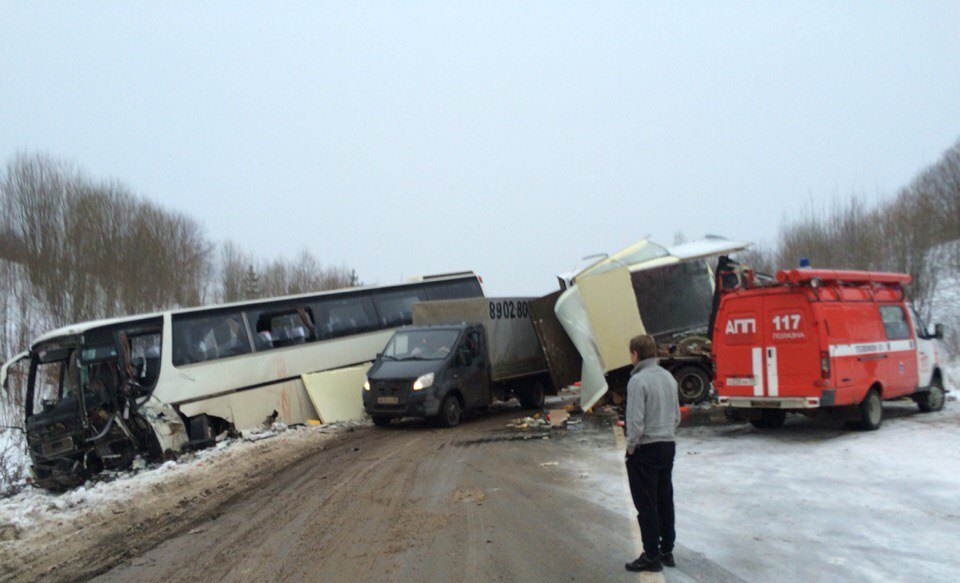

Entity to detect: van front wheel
[856,389,883,431]
[916,378,945,413]
[437,395,463,428]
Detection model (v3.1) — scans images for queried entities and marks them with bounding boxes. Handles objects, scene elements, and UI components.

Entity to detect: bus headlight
[413,373,434,391]
[363,378,371,391]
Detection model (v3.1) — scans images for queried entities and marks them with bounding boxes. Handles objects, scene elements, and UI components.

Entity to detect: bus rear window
[426,279,483,301]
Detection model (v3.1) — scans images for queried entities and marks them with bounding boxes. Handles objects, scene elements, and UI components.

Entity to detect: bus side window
[373,288,428,328]
[172,312,251,366]
[253,308,316,349]
[315,296,378,339]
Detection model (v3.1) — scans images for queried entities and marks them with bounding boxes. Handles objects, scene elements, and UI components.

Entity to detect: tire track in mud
[0,429,359,583]
[13,408,745,583]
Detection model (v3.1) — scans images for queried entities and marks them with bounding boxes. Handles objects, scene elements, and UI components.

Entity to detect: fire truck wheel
[675,366,711,404]
[916,378,945,413]
[856,389,883,431]
[750,409,785,429]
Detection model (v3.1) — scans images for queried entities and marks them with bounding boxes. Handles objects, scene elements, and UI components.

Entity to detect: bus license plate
[377,396,399,405]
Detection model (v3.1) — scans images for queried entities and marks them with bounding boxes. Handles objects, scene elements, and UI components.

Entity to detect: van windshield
[383,330,459,361]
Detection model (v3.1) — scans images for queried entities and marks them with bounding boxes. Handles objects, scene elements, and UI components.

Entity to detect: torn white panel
[575,266,645,372]
[302,363,372,423]
[555,286,608,411]
[667,236,751,261]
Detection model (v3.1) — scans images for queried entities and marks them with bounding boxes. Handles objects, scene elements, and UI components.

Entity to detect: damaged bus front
[5,317,187,490]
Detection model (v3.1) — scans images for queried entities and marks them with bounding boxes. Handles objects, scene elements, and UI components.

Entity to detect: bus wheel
[750,409,785,429]
[675,366,711,404]
[189,414,215,445]
[916,378,945,413]
[856,389,883,431]
[518,380,545,410]
[372,416,392,427]
[437,394,463,428]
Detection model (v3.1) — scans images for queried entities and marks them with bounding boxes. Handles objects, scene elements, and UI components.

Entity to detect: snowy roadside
[0,420,366,553]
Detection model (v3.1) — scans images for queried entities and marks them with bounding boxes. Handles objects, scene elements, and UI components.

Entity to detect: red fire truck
[712,267,947,430]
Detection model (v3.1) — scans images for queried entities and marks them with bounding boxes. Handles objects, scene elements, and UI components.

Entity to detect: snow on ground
[581,373,960,583]
[673,400,960,583]
[0,420,366,532]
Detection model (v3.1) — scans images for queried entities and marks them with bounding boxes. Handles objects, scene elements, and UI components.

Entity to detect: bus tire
[372,416,392,427]
[856,388,883,431]
[750,409,785,429]
[675,366,711,404]
[518,379,545,410]
[437,394,463,428]
[189,414,215,444]
[916,377,945,413]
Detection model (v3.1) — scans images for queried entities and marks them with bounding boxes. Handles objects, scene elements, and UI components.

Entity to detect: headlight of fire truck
[413,373,434,391]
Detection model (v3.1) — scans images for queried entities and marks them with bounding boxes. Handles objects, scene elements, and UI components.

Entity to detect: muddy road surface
[7,405,736,583]
[94,409,652,583]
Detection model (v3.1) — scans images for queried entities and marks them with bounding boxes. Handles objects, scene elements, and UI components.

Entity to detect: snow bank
[0,419,368,530]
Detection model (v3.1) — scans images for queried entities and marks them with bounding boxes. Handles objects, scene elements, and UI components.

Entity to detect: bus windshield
[383,329,460,361]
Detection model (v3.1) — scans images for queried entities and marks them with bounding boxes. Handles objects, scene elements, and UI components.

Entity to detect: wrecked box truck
[362,297,555,427]
[550,236,750,411]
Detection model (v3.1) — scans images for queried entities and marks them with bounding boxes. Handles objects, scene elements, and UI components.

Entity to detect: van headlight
[413,373,434,391]
[363,378,371,391]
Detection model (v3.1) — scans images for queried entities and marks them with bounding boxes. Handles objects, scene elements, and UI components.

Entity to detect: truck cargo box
[413,297,548,382]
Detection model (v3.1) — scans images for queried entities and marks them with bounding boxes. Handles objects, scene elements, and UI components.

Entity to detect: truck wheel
[372,416,392,427]
[518,380,545,410]
[916,378,945,413]
[750,409,786,429]
[437,394,463,428]
[856,389,883,431]
[675,366,711,404]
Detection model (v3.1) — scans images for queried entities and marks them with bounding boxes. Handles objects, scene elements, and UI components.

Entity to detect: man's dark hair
[629,335,657,361]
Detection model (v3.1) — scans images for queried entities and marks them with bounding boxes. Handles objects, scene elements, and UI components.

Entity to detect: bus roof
[30,271,481,348]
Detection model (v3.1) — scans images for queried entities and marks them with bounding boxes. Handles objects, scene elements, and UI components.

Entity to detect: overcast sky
[2,2,959,296]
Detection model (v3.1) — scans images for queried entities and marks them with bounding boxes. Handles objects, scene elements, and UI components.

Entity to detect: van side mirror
[457,347,471,366]
[376,352,383,359]
[934,324,944,340]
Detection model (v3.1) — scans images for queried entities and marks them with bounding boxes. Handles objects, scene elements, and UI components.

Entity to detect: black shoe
[660,552,676,568]
[625,553,663,573]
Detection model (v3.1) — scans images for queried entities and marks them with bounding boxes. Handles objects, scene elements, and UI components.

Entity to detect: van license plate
[377,396,399,405]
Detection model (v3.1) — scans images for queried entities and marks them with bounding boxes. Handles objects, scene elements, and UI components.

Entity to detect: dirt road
[92,409,652,583]
[3,405,744,583]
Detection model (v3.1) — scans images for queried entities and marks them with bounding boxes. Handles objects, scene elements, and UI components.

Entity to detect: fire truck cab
[713,268,947,430]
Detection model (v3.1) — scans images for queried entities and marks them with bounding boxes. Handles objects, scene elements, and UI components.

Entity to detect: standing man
[624,335,681,573]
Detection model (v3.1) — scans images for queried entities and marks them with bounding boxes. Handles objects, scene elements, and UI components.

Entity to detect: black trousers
[626,440,676,558]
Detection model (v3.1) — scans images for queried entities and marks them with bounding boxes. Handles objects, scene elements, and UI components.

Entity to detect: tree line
[0,152,358,447]
[744,138,960,352]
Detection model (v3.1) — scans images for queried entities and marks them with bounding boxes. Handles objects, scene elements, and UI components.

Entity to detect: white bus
[0,272,483,489]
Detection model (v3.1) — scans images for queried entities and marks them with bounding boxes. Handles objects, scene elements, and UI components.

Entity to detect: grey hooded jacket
[625,358,681,453]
